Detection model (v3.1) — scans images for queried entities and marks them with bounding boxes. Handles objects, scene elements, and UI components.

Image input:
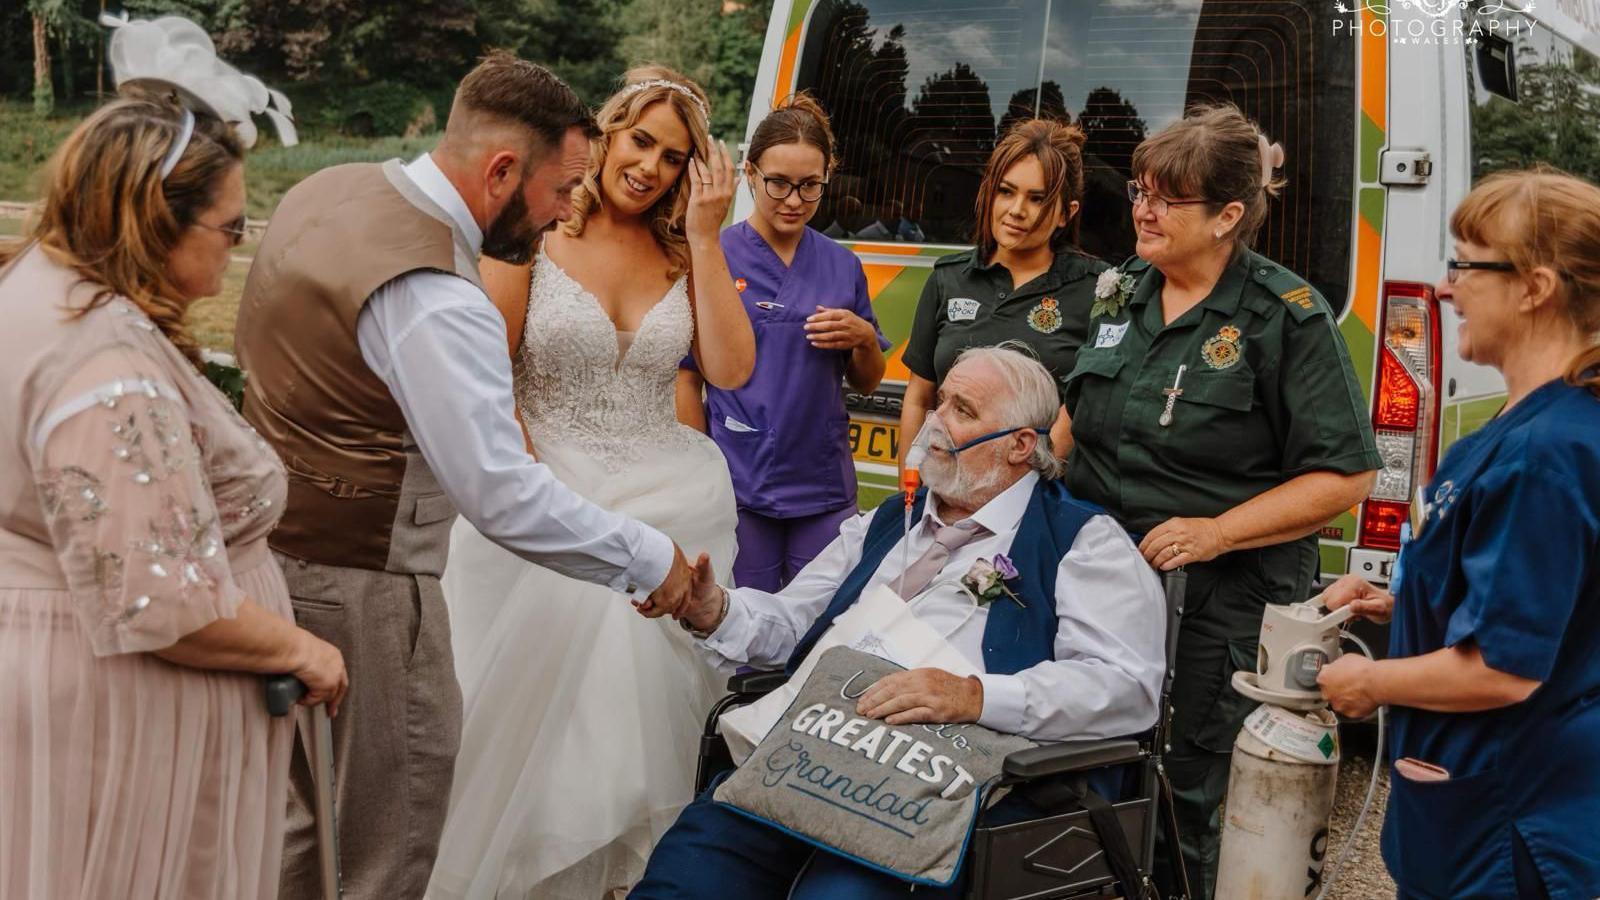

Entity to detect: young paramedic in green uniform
[1061,105,1381,899]
[900,119,1108,462]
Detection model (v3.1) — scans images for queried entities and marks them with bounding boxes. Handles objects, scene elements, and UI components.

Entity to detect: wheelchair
[692,570,1194,900]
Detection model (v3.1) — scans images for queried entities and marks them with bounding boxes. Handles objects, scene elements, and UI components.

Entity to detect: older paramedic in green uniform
[1061,105,1381,899]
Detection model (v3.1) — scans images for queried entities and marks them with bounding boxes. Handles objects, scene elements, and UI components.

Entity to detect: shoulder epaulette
[1248,255,1327,322]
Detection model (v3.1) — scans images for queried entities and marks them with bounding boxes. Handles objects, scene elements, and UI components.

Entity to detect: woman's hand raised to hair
[684,140,736,246]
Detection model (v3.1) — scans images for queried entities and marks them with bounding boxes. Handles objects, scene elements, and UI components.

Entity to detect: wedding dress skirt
[428,248,738,899]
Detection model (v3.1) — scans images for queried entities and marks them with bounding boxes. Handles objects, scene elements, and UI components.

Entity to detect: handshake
[632,544,727,634]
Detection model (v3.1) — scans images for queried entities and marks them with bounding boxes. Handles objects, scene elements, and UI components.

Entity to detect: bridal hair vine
[616,79,710,124]
[100,11,298,177]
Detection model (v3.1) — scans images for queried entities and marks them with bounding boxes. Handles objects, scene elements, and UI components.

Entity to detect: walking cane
[265,675,343,899]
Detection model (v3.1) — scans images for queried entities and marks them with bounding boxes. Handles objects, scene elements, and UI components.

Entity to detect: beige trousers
[275,553,462,900]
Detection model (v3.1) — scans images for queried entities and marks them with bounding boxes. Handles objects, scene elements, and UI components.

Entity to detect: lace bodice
[514,246,701,469]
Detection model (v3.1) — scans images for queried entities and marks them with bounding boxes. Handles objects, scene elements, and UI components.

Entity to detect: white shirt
[354,154,674,595]
[706,472,1167,742]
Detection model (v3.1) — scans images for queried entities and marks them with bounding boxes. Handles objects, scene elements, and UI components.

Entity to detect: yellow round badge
[1027,297,1062,334]
[1201,325,1243,369]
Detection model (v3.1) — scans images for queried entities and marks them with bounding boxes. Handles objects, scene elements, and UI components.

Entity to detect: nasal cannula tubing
[901,436,927,584]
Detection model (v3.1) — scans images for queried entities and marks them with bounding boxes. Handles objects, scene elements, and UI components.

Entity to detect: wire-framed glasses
[1125,181,1212,217]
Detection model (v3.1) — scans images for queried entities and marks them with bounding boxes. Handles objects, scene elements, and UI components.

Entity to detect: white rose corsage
[1090,267,1137,319]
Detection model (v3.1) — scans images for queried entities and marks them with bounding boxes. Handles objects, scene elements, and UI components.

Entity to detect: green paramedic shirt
[904,248,1109,398]
[1062,248,1381,536]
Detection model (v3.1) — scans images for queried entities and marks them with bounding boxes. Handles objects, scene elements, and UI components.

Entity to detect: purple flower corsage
[961,554,1025,608]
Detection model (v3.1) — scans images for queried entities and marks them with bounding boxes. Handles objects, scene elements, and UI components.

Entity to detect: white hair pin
[1258,133,1286,189]
[616,79,709,124]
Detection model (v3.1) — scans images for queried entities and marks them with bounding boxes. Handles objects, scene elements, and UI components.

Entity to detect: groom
[235,54,694,899]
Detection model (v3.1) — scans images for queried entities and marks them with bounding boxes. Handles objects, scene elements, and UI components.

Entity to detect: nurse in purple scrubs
[690,93,889,591]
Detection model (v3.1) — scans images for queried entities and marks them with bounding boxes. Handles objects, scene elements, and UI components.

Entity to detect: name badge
[947,297,980,321]
[1093,322,1130,348]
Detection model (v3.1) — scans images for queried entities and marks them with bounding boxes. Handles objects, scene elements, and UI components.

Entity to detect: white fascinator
[99,12,297,150]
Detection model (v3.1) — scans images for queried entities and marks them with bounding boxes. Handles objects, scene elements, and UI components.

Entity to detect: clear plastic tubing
[900,442,927,588]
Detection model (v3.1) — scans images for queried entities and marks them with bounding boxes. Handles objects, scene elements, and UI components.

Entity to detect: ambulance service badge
[1201,324,1242,369]
[1027,297,1063,334]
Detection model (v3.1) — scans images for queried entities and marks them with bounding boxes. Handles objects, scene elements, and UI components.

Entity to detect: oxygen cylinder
[1215,704,1341,900]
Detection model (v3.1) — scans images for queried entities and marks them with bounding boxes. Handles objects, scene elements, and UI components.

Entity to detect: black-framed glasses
[1125,181,1212,217]
[195,214,248,247]
[1445,258,1516,283]
[749,162,827,202]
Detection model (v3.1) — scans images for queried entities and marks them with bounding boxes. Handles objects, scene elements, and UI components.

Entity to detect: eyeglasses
[749,163,827,202]
[1445,258,1516,284]
[195,215,248,247]
[1126,181,1212,217]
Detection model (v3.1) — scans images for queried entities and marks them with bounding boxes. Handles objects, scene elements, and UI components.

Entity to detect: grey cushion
[714,646,1034,886]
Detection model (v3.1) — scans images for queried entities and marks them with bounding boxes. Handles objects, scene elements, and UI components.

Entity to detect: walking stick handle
[265,674,307,716]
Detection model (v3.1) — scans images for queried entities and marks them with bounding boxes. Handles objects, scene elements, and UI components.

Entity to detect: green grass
[0,101,83,204]
[0,100,437,220]
[241,135,436,219]
[2,101,435,351]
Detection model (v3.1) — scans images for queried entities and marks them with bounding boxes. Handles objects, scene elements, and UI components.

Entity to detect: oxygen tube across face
[902,414,1049,508]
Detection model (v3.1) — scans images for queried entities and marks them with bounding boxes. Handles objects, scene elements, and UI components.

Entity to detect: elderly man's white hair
[949,342,1065,479]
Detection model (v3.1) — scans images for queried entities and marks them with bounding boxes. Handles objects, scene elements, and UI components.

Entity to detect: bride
[427,68,754,899]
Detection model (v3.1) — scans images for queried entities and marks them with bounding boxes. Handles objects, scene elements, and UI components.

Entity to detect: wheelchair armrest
[1002,738,1144,780]
[727,669,788,696]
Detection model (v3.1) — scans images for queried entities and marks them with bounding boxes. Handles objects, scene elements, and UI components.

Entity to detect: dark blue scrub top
[1382,377,1600,899]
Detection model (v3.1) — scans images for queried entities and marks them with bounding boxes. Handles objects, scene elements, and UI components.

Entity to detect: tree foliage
[1,0,774,142]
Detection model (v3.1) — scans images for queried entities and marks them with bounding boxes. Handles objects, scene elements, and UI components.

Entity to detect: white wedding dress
[428,246,738,899]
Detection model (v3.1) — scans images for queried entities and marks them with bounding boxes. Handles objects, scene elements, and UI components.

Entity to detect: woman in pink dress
[0,94,347,899]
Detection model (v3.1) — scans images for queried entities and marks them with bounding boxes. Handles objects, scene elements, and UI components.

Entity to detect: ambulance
[732,0,1600,584]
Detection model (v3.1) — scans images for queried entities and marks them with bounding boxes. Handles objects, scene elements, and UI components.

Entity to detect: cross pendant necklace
[1159,364,1187,427]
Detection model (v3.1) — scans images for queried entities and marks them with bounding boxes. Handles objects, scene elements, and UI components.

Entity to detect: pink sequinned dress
[0,245,295,899]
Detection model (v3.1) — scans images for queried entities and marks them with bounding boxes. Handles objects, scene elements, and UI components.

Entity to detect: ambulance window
[1466,6,1600,183]
[793,0,1356,312]
[1039,0,1357,314]
[793,0,1052,246]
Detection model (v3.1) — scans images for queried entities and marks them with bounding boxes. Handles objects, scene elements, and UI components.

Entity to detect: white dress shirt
[706,472,1167,742]
[354,154,674,595]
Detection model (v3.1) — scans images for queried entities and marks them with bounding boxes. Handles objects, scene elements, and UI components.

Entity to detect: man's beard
[481,188,540,264]
[920,435,1007,510]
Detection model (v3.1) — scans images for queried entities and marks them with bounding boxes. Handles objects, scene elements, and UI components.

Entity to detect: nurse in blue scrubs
[1316,170,1600,900]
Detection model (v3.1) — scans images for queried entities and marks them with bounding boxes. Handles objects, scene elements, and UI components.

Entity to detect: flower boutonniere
[961,554,1025,609]
[1090,267,1137,319]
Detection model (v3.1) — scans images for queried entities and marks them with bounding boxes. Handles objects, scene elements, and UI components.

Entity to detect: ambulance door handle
[1380,149,1433,186]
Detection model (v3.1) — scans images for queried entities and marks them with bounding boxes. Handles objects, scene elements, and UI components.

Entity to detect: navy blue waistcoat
[784,479,1101,676]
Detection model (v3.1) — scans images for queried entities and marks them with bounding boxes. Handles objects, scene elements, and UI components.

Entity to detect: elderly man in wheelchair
[631,345,1177,900]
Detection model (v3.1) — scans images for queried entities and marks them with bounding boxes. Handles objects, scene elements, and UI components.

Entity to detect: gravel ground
[1322,730,1396,900]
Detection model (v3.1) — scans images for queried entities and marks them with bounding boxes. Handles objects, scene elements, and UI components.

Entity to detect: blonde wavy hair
[562,65,713,280]
[0,94,244,367]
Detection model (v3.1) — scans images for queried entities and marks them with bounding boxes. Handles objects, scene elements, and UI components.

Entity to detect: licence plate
[849,420,900,465]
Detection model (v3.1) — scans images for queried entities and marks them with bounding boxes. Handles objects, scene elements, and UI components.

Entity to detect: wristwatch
[681,586,729,640]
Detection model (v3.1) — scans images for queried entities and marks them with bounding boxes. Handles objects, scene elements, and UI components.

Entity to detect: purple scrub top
[702,221,889,518]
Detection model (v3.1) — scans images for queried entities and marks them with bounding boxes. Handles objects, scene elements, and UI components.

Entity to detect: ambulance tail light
[1359,282,1441,552]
